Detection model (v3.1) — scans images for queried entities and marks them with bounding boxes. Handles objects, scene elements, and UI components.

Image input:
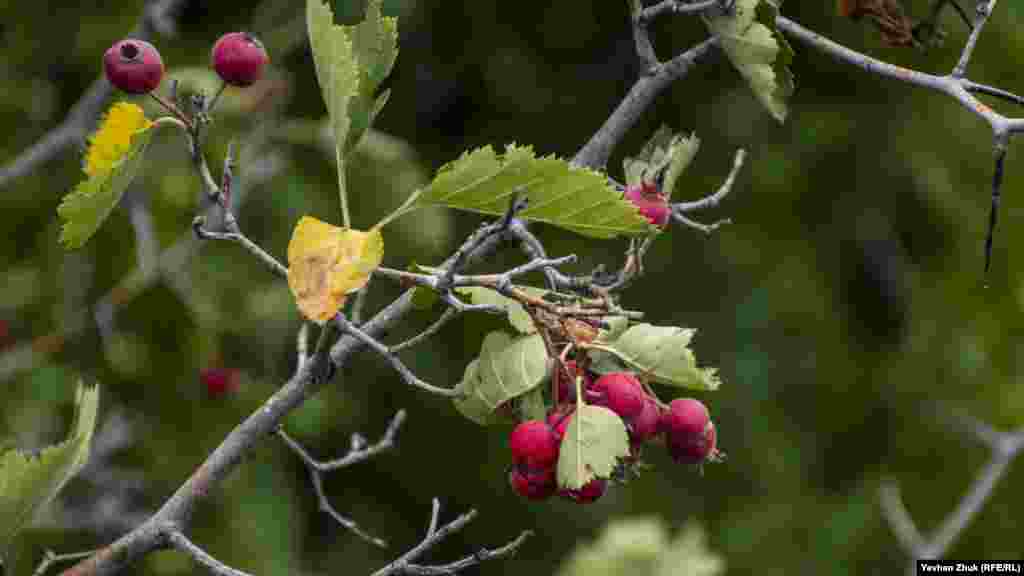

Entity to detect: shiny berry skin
[103,39,164,94]
[201,367,239,397]
[560,478,607,504]
[667,420,717,465]
[629,398,662,443]
[660,398,710,437]
[625,181,671,227]
[509,420,560,470]
[509,467,556,501]
[591,372,646,420]
[211,32,269,86]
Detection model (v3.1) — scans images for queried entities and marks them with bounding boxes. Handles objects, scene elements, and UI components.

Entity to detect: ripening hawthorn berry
[624,181,671,227]
[509,467,556,501]
[629,398,662,443]
[667,420,717,465]
[560,478,607,504]
[201,367,239,397]
[509,420,560,470]
[211,32,269,86]
[590,372,646,420]
[661,398,717,464]
[546,407,574,440]
[103,39,164,94]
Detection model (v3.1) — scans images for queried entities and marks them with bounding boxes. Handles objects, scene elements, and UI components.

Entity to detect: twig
[0,0,188,189]
[963,81,1024,108]
[192,217,289,279]
[982,137,1008,275]
[166,531,255,576]
[879,411,1024,575]
[277,410,407,547]
[390,308,458,352]
[952,0,998,78]
[33,550,99,576]
[370,503,532,576]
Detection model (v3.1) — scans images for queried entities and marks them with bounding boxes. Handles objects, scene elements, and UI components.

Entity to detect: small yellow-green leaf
[556,405,630,490]
[406,144,656,239]
[704,0,794,123]
[286,216,384,324]
[0,382,100,557]
[589,324,721,391]
[452,332,548,426]
[307,0,359,159]
[58,103,154,249]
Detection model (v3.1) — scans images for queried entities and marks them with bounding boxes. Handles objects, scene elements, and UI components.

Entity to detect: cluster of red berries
[508,362,720,503]
[625,181,671,227]
[103,32,269,94]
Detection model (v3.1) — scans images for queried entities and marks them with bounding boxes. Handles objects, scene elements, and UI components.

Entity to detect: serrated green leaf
[452,332,548,426]
[307,0,359,161]
[404,144,656,239]
[347,0,398,152]
[0,382,100,558]
[704,0,794,123]
[57,126,153,249]
[557,405,630,490]
[589,324,721,391]
[454,286,549,334]
[517,386,549,422]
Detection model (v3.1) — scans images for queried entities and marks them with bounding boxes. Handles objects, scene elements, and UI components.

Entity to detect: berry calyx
[625,181,671,227]
[509,467,556,501]
[211,32,269,87]
[103,39,164,94]
[509,420,560,470]
[591,372,646,420]
[560,478,607,504]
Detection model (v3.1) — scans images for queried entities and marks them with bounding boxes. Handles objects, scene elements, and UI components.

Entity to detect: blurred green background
[2,0,1023,574]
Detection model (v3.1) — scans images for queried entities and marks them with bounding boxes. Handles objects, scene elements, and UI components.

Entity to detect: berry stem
[148,91,191,128]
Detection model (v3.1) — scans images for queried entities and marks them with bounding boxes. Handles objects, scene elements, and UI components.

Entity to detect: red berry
[667,420,717,465]
[591,372,646,419]
[625,181,671,227]
[546,407,574,440]
[509,467,556,501]
[509,420,560,470]
[201,367,239,397]
[560,478,607,504]
[629,398,662,443]
[104,39,164,94]
[211,32,269,87]
[660,398,710,438]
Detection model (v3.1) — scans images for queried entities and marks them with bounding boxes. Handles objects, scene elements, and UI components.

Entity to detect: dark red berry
[201,367,239,397]
[509,467,556,501]
[629,398,662,443]
[660,398,710,438]
[667,420,717,465]
[546,407,574,440]
[509,420,560,470]
[103,39,164,94]
[591,372,646,419]
[211,32,269,87]
[625,181,671,227]
[560,478,607,504]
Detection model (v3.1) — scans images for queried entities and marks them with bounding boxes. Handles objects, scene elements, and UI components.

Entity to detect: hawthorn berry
[661,398,717,464]
[629,398,662,443]
[625,181,671,227]
[546,407,574,440]
[509,420,560,470]
[201,367,239,398]
[509,467,556,501]
[560,478,607,504]
[211,32,269,87]
[590,372,646,420]
[667,420,717,465]
[103,39,164,94]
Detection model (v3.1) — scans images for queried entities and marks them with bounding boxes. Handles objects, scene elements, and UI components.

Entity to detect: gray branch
[167,531,255,576]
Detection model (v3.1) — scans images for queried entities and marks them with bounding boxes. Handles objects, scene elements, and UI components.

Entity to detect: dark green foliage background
[2,0,1023,573]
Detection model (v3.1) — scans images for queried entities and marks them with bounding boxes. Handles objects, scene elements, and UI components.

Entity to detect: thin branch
[964,80,1024,108]
[166,531,255,576]
[952,0,998,78]
[674,148,746,213]
[983,137,1008,275]
[370,504,532,576]
[390,308,458,352]
[193,217,289,279]
[33,550,100,576]
[0,0,188,189]
[277,411,406,547]
[640,0,723,24]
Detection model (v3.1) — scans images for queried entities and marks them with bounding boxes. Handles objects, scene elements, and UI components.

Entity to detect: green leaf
[588,324,721,391]
[307,0,359,163]
[0,382,100,558]
[556,405,630,490]
[517,386,549,422]
[704,0,794,123]
[452,332,548,426]
[401,144,656,239]
[622,126,700,200]
[453,286,546,334]
[57,127,153,249]
[348,0,398,152]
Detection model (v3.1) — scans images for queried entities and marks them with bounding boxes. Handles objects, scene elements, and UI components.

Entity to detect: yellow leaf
[83,102,152,178]
[286,216,384,324]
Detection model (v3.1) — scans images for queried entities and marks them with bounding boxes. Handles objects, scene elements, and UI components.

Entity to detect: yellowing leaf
[704,0,794,123]
[0,382,100,559]
[58,103,154,249]
[286,216,384,324]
